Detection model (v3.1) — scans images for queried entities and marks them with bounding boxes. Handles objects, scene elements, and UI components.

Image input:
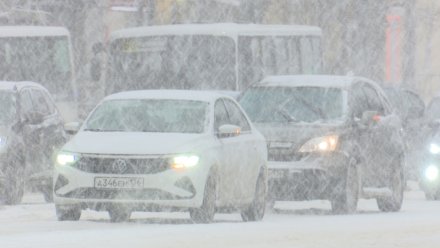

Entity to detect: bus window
[108,35,236,93]
[311,37,322,73]
[300,37,314,74]
[0,37,73,100]
[238,37,264,89]
[262,37,277,76]
[273,37,289,74]
[288,37,301,74]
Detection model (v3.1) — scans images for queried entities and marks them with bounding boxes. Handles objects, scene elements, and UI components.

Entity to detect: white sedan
[54,90,267,223]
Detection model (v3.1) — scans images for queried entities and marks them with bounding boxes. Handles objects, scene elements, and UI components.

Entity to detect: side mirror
[26,111,45,125]
[64,122,81,135]
[218,124,241,138]
[360,111,380,126]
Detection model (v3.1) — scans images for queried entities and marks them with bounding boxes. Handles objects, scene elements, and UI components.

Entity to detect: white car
[54,90,267,223]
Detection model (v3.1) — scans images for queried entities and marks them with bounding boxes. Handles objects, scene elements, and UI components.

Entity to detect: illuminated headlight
[0,136,7,152]
[430,143,440,154]
[424,165,439,182]
[171,155,199,170]
[56,152,80,166]
[299,135,339,153]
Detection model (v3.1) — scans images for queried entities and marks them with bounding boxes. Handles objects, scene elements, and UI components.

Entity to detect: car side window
[19,89,34,119]
[223,99,251,132]
[349,85,369,119]
[362,84,385,114]
[214,99,230,131]
[403,91,425,119]
[30,89,51,116]
[42,91,57,115]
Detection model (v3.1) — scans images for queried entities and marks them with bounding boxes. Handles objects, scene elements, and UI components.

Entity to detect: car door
[360,82,401,187]
[213,98,242,205]
[222,98,260,201]
[31,89,65,170]
[19,88,42,176]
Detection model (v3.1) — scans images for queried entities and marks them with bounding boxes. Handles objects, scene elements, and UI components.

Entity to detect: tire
[330,164,359,214]
[190,173,216,224]
[56,205,81,221]
[4,160,25,205]
[241,172,266,222]
[108,206,132,223]
[377,158,404,212]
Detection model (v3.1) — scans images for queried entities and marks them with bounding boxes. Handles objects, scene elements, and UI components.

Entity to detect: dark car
[383,87,426,181]
[420,131,440,200]
[0,81,66,204]
[239,75,405,214]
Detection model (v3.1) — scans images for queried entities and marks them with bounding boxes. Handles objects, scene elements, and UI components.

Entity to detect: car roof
[111,23,321,40]
[105,90,232,103]
[0,81,47,91]
[256,75,374,89]
[0,26,70,37]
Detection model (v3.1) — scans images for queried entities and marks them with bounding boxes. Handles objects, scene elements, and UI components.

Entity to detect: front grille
[73,157,170,174]
[59,188,194,200]
[268,148,304,162]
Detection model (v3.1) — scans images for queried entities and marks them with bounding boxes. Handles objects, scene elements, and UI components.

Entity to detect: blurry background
[1,0,440,101]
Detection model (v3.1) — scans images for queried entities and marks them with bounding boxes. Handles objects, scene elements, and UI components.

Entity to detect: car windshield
[85,99,208,133]
[0,91,16,125]
[239,86,344,123]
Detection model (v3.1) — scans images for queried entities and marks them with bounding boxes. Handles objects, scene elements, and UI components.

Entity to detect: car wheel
[3,159,25,205]
[377,158,404,212]
[108,206,132,223]
[241,171,266,222]
[190,173,216,224]
[56,205,81,221]
[331,164,359,214]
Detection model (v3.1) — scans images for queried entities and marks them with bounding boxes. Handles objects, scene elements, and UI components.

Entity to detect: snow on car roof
[0,81,47,91]
[111,23,322,40]
[0,26,70,38]
[257,75,370,89]
[105,90,230,103]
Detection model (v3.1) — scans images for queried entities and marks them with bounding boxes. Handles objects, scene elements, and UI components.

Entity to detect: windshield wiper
[275,108,298,123]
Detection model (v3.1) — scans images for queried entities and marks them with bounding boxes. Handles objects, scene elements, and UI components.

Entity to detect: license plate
[94,177,144,189]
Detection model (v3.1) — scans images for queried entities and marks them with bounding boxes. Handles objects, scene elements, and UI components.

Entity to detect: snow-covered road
[0,188,439,248]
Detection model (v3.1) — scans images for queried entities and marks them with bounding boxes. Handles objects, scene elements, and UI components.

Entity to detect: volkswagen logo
[112,159,128,173]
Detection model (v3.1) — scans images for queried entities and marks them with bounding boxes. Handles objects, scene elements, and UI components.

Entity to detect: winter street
[1,186,439,248]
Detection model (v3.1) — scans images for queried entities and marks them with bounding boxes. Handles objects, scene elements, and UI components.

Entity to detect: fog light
[425,165,439,182]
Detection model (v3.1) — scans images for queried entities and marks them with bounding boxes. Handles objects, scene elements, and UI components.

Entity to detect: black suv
[0,81,66,204]
[239,75,405,214]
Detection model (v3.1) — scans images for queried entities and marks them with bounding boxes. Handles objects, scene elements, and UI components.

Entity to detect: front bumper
[54,161,209,210]
[267,153,349,201]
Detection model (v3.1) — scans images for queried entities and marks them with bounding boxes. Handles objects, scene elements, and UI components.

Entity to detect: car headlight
[171,155,199,170]
[424,165,439,182]
[0,136,6,150]
[430,143,440,154]
[56,152,80,166]
[299,135,339,153]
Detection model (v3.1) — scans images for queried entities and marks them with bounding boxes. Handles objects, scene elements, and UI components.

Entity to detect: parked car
[420,131,440,200]
[0,81,66,204]
[239,75,405,214]
[54,90,267,223]
[383,87,426,181]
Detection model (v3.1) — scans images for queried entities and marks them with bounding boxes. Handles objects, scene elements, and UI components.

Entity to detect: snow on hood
[63,131,214,156]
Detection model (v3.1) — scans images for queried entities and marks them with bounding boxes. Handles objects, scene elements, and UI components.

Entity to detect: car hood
[254,122,346,150]
[63,131,213,155]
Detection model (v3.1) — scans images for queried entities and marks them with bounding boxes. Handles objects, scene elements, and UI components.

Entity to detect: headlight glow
[425,165,439,182]
[171,155,199,170]
[56,152,79,166]
[299,135,339,153]
[430,143,440,154]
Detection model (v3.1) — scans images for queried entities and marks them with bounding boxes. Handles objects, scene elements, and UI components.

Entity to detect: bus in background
[104,23,322,94]
[0,26,77,121]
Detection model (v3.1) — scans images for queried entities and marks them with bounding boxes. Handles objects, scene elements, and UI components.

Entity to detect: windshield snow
[240,86,344,123]
[85,99,208,133]
[0,91,16,125]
